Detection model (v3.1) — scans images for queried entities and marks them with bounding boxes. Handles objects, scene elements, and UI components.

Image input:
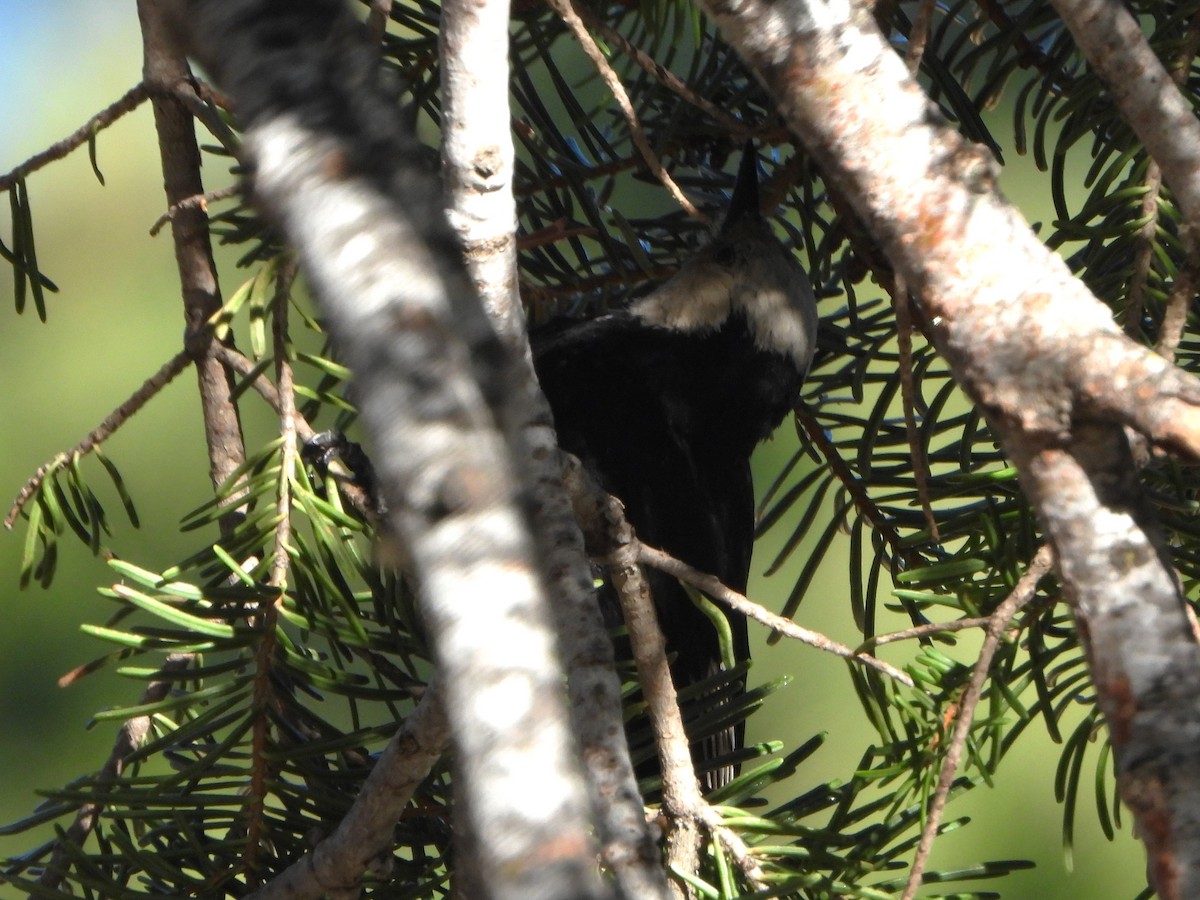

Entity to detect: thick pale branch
[440,0,525,347]
[694,2,1200,893]
[441,4,662,896]
[1011,428,1200,899]
[696,0,1200,460]
[1049,0,1200,233]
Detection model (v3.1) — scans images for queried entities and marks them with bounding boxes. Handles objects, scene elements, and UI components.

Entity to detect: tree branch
[248,680,451,900]
[1049,0,1200,235]
[0,83,149,192]
[5,349,192,529]
[566,464,706,899]
[546,0,704,221]
[638,544,913,687]
[440,0,525,347]
[441,3,662,896]
[166,3,613,897]
[567,466,777,896]
[37,654,194,890]
[1011,427,1200,899]
[901,545,1053,900]
[138,0,247,536]
[694,3,1200,893]
[697,0,1200,461]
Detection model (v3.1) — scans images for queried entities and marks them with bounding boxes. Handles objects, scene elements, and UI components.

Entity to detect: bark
[691,1,1200,894]
[440,0,525,347]
[565,459,704,899]
[440,4,665,897]
[138,0,246,532]
[163,2,612,898]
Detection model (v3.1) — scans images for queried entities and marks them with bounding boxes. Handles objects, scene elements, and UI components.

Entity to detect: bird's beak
[722,141,761,231]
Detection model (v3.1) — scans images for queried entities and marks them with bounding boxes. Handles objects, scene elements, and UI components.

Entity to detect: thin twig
[573,6,751,138]
[512,151,639,196]
[0,83,149,192]
[168,80,241,154]
[971,0,1073,85]
[268,260,299,588]
[5,350,192,529]
[210,342,314,440]
[516,218,599,250]
[1152,7,1200,362]
[245,263,299,883]
[1124,10,1200,342]
[37,653,194,890]
[901,544,1053,900]
[1157,253,1199,365]
[904,0,936,73]
[862,615,991,649]
[1123,163,1163,340]
[703,814,768,890]
[149,184,240,236]
[892,272,939,541]
[638,543,915,688]
[545,0,705,221]
[248,680,451,900]
[794,406,928,574]
[366,0,392,44]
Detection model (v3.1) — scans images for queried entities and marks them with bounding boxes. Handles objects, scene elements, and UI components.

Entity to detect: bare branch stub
[38,654,195,891]
[246,681,452,900]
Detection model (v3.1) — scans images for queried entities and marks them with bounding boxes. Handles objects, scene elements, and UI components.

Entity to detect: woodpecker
[531,147,818,791]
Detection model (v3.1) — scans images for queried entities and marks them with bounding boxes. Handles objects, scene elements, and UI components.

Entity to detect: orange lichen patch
[1104,673,1137,746]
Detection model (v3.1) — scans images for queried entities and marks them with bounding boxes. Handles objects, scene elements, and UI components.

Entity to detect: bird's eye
[712,244,737,266]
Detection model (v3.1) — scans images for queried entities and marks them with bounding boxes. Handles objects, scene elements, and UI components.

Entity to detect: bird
[531,145,819,792]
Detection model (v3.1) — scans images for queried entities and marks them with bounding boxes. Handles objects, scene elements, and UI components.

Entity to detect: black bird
[531,147,818,791]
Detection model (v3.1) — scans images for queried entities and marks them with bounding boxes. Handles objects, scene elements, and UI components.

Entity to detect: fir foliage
[3,0,1198,896]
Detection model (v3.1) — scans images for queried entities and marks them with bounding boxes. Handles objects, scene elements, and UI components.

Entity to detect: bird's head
[630,146,818,374]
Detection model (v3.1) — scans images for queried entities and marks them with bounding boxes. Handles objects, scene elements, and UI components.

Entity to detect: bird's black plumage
[532,148,818,791]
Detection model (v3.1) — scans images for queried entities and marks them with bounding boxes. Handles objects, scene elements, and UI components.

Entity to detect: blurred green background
[0,4,1146,897]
